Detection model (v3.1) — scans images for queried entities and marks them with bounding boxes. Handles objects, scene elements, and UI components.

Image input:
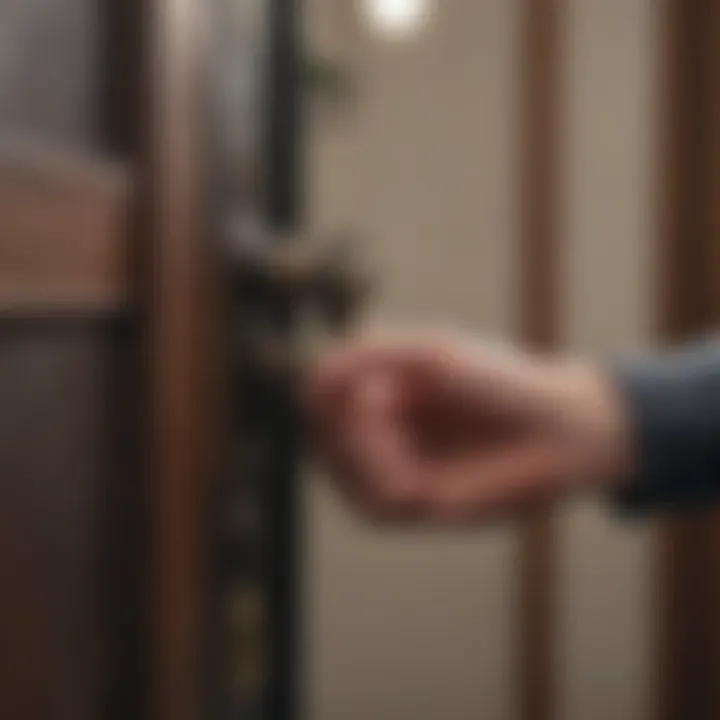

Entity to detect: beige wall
[304,1,658,718]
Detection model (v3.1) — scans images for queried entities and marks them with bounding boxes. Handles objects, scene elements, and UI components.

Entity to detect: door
[0,2,135,718]
[0,1,207,719]
[0,1,310,719]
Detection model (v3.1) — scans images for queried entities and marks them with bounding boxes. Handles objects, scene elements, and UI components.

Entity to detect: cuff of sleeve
[609,361,675,515]
[608,352,719,516]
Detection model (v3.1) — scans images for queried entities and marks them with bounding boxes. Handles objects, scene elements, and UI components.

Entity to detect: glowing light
[362,0,432,39]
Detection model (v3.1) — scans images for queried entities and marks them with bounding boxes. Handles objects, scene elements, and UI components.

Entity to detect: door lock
[227,216,373,382]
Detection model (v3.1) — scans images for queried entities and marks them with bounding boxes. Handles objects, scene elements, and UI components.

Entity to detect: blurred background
[1,1,718,720]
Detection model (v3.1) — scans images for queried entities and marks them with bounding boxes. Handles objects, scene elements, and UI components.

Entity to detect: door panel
[0,1,311,719]
[0,2,140,719]
[0,327,105,720]
[0,141,130,314]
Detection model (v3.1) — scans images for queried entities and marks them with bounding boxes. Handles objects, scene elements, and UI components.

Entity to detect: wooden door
[0,1,208,719]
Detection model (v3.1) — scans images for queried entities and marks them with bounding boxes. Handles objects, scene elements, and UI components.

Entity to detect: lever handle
[228,216,374,385]
[228,217,372,322]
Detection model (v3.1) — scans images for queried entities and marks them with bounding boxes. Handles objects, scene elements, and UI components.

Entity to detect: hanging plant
[301,53,357,108]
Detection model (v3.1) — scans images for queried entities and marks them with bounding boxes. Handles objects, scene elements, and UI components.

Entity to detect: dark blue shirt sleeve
[611,339,720,514]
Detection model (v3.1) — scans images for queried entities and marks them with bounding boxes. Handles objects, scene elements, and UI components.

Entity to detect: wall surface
[304,1,658,719]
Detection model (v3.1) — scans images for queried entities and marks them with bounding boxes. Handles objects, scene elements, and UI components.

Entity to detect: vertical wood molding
[141,2,207,720]
[655,2,720,719]
[708,2,720,712]
[518,2,562,720]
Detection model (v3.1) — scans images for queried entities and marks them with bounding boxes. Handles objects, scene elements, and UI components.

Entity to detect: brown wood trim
[655,2,720,719]
[708,0,720,714]
[137,3,207,720]
[0,140,131,315]
[518,2,562,720]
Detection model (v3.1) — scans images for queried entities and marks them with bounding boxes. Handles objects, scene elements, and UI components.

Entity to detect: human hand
[306,329,633,524]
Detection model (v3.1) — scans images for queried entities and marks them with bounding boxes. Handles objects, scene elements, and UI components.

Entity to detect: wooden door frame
[111,1,303,718]
[144,5,207,720]
[107,2,209,719]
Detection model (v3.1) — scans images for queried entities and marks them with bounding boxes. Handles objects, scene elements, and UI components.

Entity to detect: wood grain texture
[136,2,208,720]
[0,139,131,314]
[0,323,143,720]
[0,3,144,720]
[518,2,562,720]
[0,329,105,720]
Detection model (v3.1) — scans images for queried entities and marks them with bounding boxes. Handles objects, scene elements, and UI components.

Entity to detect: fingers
[340,373,424,520]
[413,440,568,524]
[305,328,526,433]
[304,330,460,436]
[311,366,423,521]
[323,423,567,526]
[307,328,453,389]
[304,329,568,526]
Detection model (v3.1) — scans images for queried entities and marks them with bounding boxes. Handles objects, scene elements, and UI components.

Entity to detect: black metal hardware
[209,2,370,718]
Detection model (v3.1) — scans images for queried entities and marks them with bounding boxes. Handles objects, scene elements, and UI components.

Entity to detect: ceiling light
[362,0,432,40]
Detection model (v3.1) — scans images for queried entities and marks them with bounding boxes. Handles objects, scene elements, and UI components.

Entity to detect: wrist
[552,359,637,492]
